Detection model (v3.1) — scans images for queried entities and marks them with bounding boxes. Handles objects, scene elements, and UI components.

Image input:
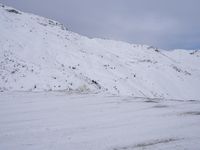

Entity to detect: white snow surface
[0,92,200,150]
[1,4,200,150]
[0,4,200,99]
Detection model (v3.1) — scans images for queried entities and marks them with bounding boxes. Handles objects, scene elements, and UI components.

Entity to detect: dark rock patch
[6,9,21,14]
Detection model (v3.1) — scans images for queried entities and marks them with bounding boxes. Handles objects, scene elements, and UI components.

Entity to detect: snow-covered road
[0,93,200,150]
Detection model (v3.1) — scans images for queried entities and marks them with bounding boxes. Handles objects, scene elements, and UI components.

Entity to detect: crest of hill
[0,4,200,100]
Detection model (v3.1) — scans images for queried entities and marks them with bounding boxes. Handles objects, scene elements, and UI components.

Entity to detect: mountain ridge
[0,4,200,99]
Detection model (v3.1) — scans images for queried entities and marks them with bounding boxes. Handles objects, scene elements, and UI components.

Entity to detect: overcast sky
[1,0,200,50]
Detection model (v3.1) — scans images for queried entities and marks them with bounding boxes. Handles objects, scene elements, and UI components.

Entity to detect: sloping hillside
[0,3,200,99]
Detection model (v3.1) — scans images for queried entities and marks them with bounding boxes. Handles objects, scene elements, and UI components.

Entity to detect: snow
[0,92,200,150]
[1,3,200,149]
[0,4,200,99]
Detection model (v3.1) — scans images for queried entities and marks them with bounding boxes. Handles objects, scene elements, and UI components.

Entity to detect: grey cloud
[1,0,200,49]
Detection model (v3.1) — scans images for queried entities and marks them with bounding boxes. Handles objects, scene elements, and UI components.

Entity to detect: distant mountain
[0,3,200,99]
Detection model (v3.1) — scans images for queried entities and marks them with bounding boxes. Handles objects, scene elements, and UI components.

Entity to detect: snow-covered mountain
[0,4,200,99]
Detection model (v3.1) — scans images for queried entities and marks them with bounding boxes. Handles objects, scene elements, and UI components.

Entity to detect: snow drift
[0,3,200,99]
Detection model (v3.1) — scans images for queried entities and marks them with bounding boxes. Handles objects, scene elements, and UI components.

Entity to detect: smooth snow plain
[0,92,200,150]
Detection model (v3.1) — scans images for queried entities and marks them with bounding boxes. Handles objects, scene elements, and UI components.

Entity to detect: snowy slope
[0,4,200,99]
